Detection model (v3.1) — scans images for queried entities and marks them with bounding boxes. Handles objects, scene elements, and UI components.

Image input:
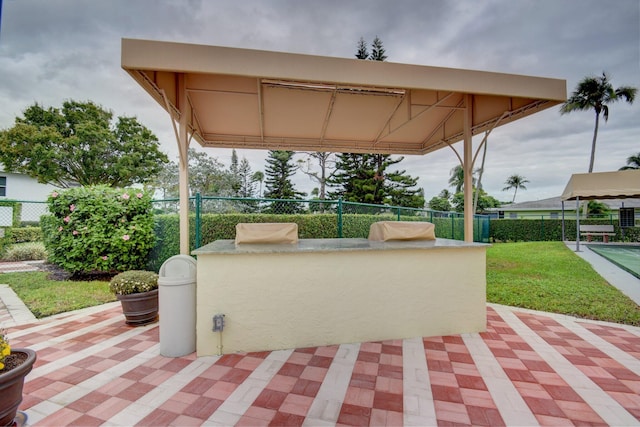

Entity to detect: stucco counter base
[192,238,487,356]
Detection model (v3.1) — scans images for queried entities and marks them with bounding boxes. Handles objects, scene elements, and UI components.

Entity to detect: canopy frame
[122,38,566,251]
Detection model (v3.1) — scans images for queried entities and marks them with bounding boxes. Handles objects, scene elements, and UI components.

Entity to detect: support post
[463,94,473,242]
[575,197,581,252]
[178,74,191,255]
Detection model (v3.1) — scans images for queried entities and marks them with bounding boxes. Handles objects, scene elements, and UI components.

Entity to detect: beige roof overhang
[561,170,640,201]
[121,38,566,155]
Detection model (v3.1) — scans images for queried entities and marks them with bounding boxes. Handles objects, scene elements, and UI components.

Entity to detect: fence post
[337,198,343,238]
[195,192,202,249]
[396,207,401,221]
[451,214,455,239]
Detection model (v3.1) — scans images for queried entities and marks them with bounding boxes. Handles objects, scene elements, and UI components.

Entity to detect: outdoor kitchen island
[192,237,488,356]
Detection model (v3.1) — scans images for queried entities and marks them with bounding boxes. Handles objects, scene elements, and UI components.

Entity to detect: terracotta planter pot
[0,348,37,427]
[117,289,159,325]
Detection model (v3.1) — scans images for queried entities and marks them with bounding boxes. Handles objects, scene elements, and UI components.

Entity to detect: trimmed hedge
[147,213,453,271]
[5,226,42,243]
[489,219,640,242]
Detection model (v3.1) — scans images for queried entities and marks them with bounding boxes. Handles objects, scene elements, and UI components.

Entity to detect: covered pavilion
[121,38,566,250]
[561,169,640,249]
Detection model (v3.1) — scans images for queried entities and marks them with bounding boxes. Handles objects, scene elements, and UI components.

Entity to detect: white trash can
[159,255,197,357]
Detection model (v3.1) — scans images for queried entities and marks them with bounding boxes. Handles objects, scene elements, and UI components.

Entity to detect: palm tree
[502,174,529,203]
[448,165,478,193]
[620,152,640,170]
[251,171,264,197]
[560,73,636,173]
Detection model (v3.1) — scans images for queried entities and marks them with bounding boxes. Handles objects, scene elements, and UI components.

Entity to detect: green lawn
[487,242,640,326]
[0,272,115,318]
[1,242,639,325]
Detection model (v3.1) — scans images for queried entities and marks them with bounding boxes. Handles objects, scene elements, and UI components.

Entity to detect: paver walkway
[1,302,638,426]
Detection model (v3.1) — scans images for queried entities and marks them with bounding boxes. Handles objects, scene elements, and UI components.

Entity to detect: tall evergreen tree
[355,37,369,59]
[263,150,305,213]
[329,37,424,208]
[229,149,242,195]
[369,36,387,61]
[237,157,255,198]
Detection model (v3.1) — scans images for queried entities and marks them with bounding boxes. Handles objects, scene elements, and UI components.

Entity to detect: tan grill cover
[368,221,436,241]
[235,223,298,245]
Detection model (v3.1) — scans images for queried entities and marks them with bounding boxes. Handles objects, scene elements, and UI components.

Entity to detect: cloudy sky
[1,0,638,203]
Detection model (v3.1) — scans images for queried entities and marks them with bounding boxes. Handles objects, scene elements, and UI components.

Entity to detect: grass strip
[487,241,640,326]
[0,272,115,318]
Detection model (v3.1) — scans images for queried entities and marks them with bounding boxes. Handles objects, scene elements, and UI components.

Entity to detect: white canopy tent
[561,170,640,250]
[121,38,566,252]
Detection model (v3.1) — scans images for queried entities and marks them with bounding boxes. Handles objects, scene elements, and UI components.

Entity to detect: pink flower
[72,230,79,235]
[101,256,108,261]
[123,235,130,241]
[58,226,63,232]
[63,216,71,223]
[69,204,75,212]
[136,193,143,199]
[51,191,59,198]
[122,193,130,200]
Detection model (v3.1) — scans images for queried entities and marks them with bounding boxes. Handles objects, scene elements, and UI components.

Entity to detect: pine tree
[355,37,369,59]
[238,157,255,198]
[328,37,424,208]
[263,150,305,213]
[229,149,242,195]
[369,36,387,61]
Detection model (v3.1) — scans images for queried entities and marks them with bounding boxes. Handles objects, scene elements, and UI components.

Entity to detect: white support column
[463,94,473,242]
[178,74,190,255]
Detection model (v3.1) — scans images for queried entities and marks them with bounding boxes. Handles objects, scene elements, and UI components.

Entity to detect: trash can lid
[159,254,197,279]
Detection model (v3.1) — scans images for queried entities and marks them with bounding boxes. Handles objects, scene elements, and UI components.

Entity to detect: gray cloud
[0,0,638,203]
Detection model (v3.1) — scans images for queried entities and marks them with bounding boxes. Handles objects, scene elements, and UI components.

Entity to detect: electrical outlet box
[213,314,225,332]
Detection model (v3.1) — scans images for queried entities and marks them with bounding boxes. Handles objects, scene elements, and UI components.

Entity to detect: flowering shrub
[41,186,155,274]
[109,270,158,295]
[0,329,9,370]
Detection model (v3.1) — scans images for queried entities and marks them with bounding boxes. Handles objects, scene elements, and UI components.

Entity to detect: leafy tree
[188,149,235,196]
[620,152,640,170]
[502,174,530,203]
[560,73,637,172]
[298,152,337,200]
[428,189,453,212]
[428,196,452,212]
[0,100,168,187]
[151,148,237,198]
[587,200,611,217]
[263,150,305,213]
[452,189,501,213]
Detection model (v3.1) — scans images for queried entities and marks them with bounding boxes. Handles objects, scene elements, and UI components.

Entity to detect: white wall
[0,170,60,223]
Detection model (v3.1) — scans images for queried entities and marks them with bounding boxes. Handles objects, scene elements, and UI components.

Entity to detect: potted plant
[110,270,159,326]
[0,329,36,426]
